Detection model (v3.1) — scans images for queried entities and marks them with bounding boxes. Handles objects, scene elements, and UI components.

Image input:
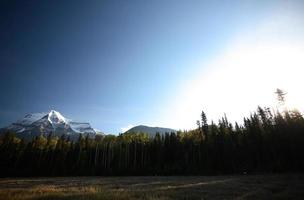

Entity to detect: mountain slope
[1,110,102,140]
[125,125,176,136]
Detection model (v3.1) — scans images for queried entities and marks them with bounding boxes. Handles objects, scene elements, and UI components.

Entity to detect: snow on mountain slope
[69,122,95,134]
[1,110,102,140]
[15,112,47,125]
[48,110,67,128]
[93,128,104,135]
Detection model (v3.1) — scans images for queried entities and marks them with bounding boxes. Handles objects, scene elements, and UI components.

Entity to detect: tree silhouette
[275,88,287,105]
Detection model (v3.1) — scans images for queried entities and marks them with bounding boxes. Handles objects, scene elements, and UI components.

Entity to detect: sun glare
[162,13,304,130]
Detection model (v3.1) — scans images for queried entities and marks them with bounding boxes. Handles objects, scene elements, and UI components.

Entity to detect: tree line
[0,106,304,177]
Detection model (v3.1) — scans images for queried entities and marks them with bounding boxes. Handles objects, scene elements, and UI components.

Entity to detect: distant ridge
[125,125,176,136]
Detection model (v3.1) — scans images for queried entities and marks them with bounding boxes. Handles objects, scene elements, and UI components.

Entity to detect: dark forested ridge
[0,106,304,177]
[125,125,176,137]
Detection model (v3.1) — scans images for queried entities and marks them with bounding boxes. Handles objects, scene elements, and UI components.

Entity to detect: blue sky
[1,0,304,134]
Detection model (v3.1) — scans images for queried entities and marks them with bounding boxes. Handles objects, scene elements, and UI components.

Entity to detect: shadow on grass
[30,190,203,200]
[32,193,132,200]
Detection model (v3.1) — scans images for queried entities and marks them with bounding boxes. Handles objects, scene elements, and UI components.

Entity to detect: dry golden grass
[0,174,303,200]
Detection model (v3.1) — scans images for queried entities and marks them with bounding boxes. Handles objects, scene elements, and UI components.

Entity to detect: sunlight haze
[160,8,304,130]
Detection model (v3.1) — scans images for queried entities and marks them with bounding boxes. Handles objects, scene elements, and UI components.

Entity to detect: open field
[0,174,303,200]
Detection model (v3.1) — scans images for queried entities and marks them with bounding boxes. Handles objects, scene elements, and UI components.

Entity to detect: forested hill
[125,125,176,136]
[0,107,304,177]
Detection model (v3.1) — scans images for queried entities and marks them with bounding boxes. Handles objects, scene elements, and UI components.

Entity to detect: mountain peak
[1,110,102,141]
[47,110,66,124]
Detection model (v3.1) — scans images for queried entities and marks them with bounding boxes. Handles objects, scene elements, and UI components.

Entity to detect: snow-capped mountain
[1,110,103,140]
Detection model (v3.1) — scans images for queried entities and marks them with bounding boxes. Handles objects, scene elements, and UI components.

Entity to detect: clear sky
[1,0,304,134]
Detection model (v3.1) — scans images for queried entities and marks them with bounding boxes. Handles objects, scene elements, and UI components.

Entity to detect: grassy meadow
[0,174,303,200]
